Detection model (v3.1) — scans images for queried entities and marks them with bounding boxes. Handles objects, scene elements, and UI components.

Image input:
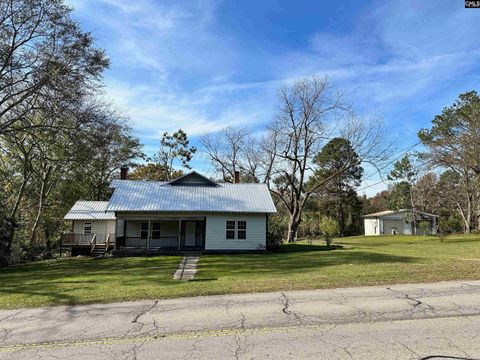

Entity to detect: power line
[360,141,421,183]
[357,158,432,193]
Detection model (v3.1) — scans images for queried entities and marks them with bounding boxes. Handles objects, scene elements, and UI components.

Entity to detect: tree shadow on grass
[275,244,344,253]
[0,245,421,308]
[0,256,182,307]
[199,245,418,278]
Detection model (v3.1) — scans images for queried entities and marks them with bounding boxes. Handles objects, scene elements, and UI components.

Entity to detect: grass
[1,234,480,309]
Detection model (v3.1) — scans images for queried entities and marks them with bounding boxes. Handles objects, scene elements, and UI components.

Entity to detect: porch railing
[60,233,115,246]
[90,234,97,253]
[105,233,112,250]
[124,236,180,249]
[60,233,95,245]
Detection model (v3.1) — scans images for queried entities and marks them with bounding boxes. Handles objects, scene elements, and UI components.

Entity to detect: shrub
[266,230,283,250]
[267,214,288,250]
[9,243,51,265]
[435,216,461,241]
[418,221,430,236]
[319,216,339,247]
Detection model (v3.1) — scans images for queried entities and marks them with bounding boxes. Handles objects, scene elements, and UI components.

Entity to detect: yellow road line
[0,324,324,353]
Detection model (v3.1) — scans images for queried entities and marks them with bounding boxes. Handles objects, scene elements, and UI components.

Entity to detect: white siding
[364,211,437,236]
[73,220,115,242]
[205,214,266,251]
[364,218,380,236]
[383,219,410,235]
[106,220,115,234]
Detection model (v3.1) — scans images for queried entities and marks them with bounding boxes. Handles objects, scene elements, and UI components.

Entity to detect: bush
[9,243,51,265]
[435,215,463,241]
[418,221,430,236]
[319,216,339,247]
[267,214,288,250]
[266,230,283,251]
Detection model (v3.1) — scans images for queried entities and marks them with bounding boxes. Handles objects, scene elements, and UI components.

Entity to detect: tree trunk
[30,181,46,244]
[466,210,472,234]
[287,210,302,243]
[30,167,51,244]
[0,220,15,267]
[287,219,299,243]
[477,208,480,232]
[465,196,473,234]
[1,166,30,266]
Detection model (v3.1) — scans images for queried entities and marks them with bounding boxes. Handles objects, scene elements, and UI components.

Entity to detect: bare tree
[202,126,280,184]
[267,77,390,242]
[200,77,390,242]
[0,0,108,134]
[201,127,251,182]
[413,172,441,214]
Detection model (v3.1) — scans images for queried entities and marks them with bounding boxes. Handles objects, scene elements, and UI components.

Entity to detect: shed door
[383,220,403,235]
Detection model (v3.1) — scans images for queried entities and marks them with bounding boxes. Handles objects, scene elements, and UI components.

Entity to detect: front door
[184,221,196,247]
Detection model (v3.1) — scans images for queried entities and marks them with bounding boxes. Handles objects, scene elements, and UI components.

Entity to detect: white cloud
[103,80,268,140]
[71,0,480,195]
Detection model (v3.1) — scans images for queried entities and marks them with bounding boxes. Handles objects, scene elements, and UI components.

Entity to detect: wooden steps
[91,243,107,257]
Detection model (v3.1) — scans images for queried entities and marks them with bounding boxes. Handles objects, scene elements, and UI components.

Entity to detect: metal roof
[64,201,116,220]
[364,209,438,218]
[166,170,218,187]
[107,179,277,214]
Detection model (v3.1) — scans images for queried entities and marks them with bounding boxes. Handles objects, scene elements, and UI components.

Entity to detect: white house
[63,201,116,255]
[62,171,276,255]
[364,209,438,236]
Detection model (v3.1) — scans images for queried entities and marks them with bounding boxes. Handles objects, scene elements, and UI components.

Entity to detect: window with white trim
[237,221,247,239]
[226,221,235,239]
[140,222,149,240]
[225,220,247,240]
[83,222,92,235]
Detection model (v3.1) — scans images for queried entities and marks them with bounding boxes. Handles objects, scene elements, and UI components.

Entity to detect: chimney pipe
[120,166,128,180]
[234,170,240,183]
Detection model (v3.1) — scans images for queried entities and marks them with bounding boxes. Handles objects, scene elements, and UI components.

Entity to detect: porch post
[147,219,151,252]
[122,220,127,247]
[178,220,182,250]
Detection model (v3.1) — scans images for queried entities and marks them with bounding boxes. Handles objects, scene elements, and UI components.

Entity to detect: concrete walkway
[1,280,480,359]
[173,255,200,280]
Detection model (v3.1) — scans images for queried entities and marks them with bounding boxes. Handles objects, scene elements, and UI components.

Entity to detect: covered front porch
[115,216,206,252]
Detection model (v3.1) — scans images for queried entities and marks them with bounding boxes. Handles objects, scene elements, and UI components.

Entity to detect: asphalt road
[1,280,480,359]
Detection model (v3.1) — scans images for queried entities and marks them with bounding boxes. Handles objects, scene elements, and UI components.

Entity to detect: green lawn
[1,234,480,309]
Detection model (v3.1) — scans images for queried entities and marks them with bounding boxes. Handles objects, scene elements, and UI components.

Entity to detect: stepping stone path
[173,255,200,281]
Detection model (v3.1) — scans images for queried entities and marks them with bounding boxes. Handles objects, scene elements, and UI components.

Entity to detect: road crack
[387,287,434,311]
[132,300,158,324]
[280,293,302,323]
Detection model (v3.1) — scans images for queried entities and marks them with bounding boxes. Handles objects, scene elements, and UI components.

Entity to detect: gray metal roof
[364,209,438,218]
[64,201,116,220]
[107,179,277,213]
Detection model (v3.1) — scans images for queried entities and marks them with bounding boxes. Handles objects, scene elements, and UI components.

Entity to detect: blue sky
[67,0,480,196]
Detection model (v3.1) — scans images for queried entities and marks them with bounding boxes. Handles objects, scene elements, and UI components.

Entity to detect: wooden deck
[60,233,114,257]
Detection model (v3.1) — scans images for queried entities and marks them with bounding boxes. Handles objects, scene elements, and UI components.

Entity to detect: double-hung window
[140,222,149,240]
[225,220,247,240]
[84,222,92,235]
[237,221,247,239]
[226,221,236,239]
[152,222,161,239]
